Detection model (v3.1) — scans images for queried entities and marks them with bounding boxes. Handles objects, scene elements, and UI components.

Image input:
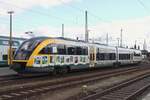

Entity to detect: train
[11,37,143,74]
[0,36,26,67]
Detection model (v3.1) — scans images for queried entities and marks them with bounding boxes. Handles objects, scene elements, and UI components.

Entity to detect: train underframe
[11,60,141,75]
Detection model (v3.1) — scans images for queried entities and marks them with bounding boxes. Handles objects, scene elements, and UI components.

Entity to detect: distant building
[0,36,26,66]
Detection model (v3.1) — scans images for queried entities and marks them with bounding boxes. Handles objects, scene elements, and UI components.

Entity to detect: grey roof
[15,36,141,51]
[0,36,26,40]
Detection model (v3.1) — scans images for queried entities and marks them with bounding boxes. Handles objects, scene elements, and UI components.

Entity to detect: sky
[0,0,150,50]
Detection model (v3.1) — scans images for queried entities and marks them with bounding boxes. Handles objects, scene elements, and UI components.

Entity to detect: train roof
[28,36,141,51]
[0,36,26,41]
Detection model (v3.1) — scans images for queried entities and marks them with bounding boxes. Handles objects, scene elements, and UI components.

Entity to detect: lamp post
[62,24,64,37]
[25,31,35,37]
[120,28,123,47]
[117,38,120,47]
[8,11,14,66]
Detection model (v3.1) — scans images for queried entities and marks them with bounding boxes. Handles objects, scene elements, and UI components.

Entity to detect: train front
[11,37,50,74]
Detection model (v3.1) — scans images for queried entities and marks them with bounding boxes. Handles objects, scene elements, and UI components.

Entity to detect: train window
[60,56,65,63]
[76,47,82,55]
[96,53,116,60]
[70,56,73,62]
[119,54,130,60]
[50,56,54,63]
[14,39,43,60]
[2,40,9,45]
[34,56,41,64]
[80,57,82,62]
[2,55,8,60]
[0,40,19,46]
[52,47,57,53]
[66,58,70,63]
[57,45,66,55]
[134,52,141,56]
[12,41,20,46]
[76,46,88,55]
[104,53,109,60]
[19,41,34,51]
[99,53,105,60]
[56,56,61,63]
[109,53,116,60]
[40,44,67,55]
[82,47,88,55]
[83,57,86,62]
[67,46,76,55]
[42,56,48,64]
[40,44,55,54]
[40,47,49,54]
[74,57,78,63]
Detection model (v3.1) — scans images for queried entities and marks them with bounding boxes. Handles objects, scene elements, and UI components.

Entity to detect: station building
[0,36,26,67]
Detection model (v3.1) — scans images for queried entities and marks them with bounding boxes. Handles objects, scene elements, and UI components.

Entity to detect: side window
[109,53,116,60]
[76,47,82,55]
[2,40,9,45]
[104,53,109,60]
[39,46,50,54]
[34,56,41,64]
[82,47,88,55]
[99,53,105,60]
[12,41,20,46]
[134,52,141,56]
[119,54,130,60]
[3,55,8,60]
[67,46,76,55]
[39,44,57,54]
[57,45,66,55]
[50,56,54,63]
[42,56,48,64]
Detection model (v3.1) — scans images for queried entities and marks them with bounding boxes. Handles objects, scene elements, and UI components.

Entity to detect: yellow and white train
[11,37,142,74]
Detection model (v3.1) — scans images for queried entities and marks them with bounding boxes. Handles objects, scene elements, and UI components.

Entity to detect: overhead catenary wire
[0,0,79,34]
[0,0,113,39]
[136,0,150,13]
[0,0,111,28]
[58,0,110,23]
[57,0,112,39]
[58,0,84,13]
[0,15,41,30]
[0,17,9,24]
[0,1,75,24]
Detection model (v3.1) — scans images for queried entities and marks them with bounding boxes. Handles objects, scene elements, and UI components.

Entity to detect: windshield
[14,38,44,60]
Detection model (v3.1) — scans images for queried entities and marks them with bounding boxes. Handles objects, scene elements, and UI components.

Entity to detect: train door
[89,46,95,67]
[116,46,119,63]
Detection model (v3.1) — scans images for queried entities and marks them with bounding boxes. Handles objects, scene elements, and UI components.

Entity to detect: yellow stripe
[26,39,62,67]
[13,60,28,62]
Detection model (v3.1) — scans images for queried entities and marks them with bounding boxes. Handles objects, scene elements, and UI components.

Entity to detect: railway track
[0,65,149,100]
[81,71,150,100]
[0,65,140,87]
[0,74,22,81]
